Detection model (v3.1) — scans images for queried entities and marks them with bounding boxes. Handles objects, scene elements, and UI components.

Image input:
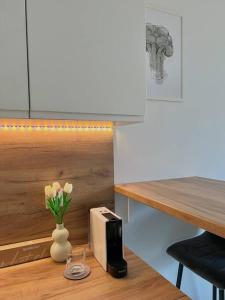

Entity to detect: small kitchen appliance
[90,207,127,278]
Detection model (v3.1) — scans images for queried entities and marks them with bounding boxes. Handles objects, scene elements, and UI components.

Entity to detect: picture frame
[146,6,183,102]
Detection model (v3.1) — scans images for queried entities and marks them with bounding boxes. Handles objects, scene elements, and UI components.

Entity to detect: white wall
[114,1,225,299]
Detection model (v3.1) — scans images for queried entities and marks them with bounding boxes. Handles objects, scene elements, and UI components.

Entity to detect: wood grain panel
[115,177,225,238]
[0,129,114,246]
[0,247,189,300]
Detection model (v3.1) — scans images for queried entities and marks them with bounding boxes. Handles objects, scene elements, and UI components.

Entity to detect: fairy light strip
[0,122,112,132]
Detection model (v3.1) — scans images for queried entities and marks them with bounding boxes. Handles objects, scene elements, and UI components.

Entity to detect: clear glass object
[64,247,91,280]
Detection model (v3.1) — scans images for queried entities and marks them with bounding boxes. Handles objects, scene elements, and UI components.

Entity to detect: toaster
[90,207,127,278]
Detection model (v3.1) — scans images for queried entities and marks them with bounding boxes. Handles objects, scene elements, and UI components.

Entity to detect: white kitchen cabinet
[0,0,29,118]
[27,0,145,121]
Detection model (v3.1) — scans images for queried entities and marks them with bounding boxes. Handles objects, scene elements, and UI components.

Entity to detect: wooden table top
[115,177,225,238]
[0,248,188,300]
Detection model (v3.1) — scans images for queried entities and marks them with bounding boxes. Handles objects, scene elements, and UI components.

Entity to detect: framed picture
[146,7,182,101]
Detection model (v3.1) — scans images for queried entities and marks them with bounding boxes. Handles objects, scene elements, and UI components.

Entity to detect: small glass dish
[64,247,91,280]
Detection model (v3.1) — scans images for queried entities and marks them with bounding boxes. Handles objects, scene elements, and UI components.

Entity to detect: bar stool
[167,232,225,300]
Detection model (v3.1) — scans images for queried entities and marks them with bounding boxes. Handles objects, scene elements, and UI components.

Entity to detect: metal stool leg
[176,263,183,289]
[219,289,224,300]
[213,285,217,300]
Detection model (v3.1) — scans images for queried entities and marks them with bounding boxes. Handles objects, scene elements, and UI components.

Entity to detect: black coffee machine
[90,207,127,278]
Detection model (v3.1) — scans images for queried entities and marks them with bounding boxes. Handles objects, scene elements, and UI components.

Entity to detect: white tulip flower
[51,186,57,198]
[45,185,53,197]
[64,183,73,194]
[52,182,61,191]
[58,189,63,200]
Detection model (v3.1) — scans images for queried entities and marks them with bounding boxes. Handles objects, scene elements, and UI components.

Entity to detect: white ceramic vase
[50,223,72,262]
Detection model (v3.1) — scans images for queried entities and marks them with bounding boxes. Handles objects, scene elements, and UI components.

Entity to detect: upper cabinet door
[0,0,29,117]
[27,0,145,120]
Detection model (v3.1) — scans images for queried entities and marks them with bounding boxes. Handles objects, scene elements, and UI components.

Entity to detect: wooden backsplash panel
[0,130,114,246]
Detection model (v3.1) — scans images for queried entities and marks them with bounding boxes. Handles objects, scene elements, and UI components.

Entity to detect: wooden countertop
[115,177,225,238]
[0,247,188,300]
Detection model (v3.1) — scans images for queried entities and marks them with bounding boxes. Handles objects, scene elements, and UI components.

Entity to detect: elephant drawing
[146,23,174,84]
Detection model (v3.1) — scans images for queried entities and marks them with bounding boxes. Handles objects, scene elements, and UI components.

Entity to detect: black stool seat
[167,232,225,289]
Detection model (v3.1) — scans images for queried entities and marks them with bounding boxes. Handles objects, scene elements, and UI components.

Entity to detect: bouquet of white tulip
[45,182,73,225]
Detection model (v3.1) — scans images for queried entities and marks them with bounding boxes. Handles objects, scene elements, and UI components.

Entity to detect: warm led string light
[0,120,113,132]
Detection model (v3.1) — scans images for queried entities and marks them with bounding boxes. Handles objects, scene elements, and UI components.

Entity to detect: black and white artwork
[146,8,182,101]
